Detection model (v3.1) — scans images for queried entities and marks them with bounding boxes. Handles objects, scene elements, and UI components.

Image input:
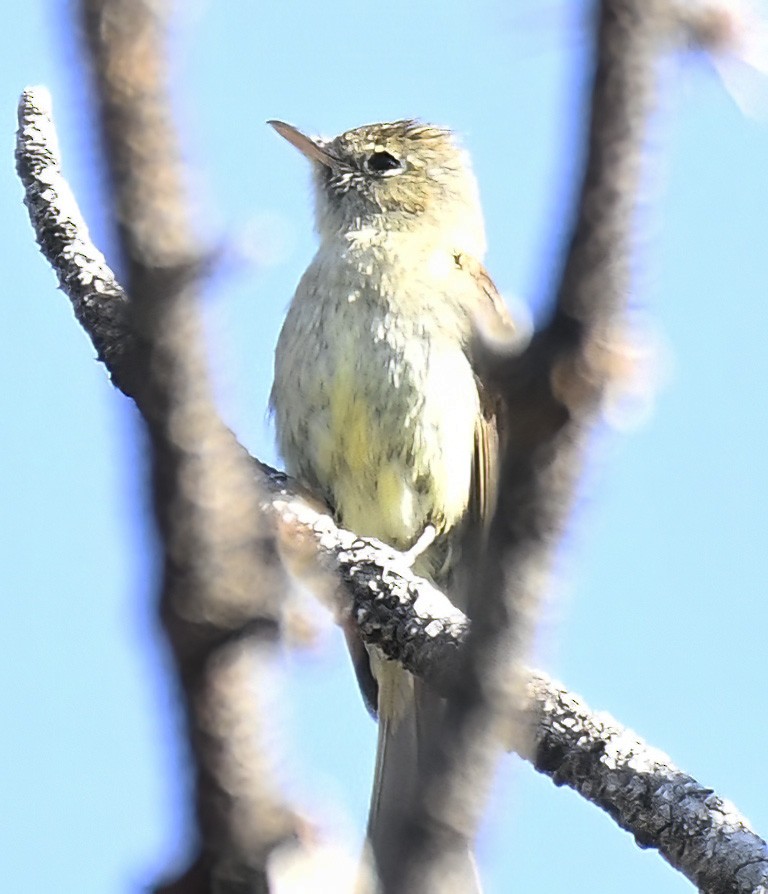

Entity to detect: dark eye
[366,151,403,175]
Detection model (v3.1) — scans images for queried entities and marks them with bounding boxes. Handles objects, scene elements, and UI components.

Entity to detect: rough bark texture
[528,677,768,894]
[15,86,135,393]
[263,471,768,894]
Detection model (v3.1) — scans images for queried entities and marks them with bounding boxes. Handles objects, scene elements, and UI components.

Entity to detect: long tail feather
[367,663,481,892]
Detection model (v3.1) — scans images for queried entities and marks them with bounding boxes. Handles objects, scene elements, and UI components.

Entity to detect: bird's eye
[366,151,403,175]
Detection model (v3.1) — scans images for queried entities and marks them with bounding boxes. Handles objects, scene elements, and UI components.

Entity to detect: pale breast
[272,238,480,552]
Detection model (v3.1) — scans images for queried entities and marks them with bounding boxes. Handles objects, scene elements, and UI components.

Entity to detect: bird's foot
[401,524,437,566]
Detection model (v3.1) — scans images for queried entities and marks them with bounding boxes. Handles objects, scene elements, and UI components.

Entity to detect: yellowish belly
[323,344,478,551]
[273,242,481,555]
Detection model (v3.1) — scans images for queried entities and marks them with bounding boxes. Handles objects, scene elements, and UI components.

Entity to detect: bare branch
[527,676,768,894]
[70,0,299,889]
[265,469,768,894]
[390,1,664,889]
[261,465,470,692]
[15,86,136,395]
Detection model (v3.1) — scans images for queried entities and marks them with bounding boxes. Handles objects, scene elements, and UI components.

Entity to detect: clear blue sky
[2,2,767,892]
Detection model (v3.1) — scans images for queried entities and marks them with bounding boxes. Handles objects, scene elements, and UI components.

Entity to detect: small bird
[269,118,513,890]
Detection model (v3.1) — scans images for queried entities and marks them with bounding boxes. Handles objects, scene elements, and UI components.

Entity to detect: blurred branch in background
[26,0,301,890]
[14,0,768,891]
[388,1,662,888]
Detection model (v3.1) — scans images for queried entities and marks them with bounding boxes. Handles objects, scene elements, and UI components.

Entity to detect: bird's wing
[346,254,514,715]
[454,250,515,336]
[453,252,514,535]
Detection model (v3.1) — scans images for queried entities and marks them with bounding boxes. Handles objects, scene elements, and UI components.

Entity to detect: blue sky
[2,2,768,892]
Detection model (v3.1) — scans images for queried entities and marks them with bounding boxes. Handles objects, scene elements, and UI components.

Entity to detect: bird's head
[269,119,486,254]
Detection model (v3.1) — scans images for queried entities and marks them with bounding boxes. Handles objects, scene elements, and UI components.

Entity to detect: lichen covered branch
[15,86,136,394]
[528,676,768,894]
[262,472,768,894]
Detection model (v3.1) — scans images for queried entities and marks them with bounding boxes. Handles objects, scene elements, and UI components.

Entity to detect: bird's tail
[366,661,481,892]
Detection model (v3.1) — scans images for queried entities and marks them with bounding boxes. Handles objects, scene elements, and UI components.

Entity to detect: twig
[15,86,136,395]
[528,676,768,894]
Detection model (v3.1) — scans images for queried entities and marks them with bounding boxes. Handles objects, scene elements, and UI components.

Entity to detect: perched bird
[269,118,512,890]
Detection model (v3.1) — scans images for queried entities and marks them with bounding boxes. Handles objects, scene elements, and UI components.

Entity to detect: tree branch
[15,85,136,395]
[390,1,662,888]
[527,676,768,894]
[261,468,768,894]
[68,2,300,890]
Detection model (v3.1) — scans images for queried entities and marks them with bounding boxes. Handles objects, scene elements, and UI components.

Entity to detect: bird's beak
[268,120,336,168]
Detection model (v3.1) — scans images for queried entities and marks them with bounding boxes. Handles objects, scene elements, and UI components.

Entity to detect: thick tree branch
[72,2,299,891]
[390,1,663,889]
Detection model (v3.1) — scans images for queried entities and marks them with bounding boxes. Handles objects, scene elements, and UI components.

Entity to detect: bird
[269,118,513,891]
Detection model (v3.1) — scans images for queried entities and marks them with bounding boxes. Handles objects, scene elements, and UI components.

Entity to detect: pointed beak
[268,120,336,168]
